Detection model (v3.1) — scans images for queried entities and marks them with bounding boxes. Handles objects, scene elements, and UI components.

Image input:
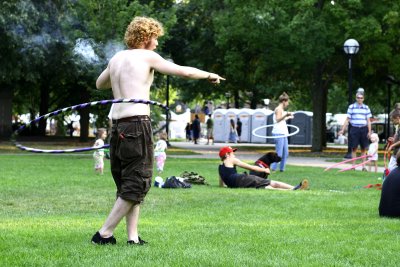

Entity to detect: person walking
[236,117,242,143]
[93,128,107,175]
[339,90,372,171]
[228,118,238,143]
[206,114,214,145]
[192,114,201,144]
[270,92,293,172]
[185,122,192,142]
[92,16,225,245]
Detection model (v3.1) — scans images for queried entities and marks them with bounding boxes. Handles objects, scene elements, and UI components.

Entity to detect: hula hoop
[324,154,369,172]
[338,159,372,172]
[252,124,300,139]
[13,98,168,153]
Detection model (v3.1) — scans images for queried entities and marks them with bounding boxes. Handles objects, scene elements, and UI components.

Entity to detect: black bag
[163,176,192,189]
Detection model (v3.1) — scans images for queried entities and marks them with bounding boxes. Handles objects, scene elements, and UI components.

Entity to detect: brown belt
[112,115,150,124]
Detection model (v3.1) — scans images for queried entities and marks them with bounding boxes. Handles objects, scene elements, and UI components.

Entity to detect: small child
[368,133,379,173]
[154,132,168,174]
[93,128,107,175]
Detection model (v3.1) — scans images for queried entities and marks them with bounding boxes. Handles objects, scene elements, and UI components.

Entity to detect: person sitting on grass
[379,151,400,218]
[218,146,309,190]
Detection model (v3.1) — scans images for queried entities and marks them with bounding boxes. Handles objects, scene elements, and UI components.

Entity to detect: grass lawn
[1,154,399,266]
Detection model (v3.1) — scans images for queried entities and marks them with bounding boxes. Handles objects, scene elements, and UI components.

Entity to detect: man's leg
[271,136,284,171]
[98,197,134,238]
[126,203,140,242]
[280,137,289,171]
[351,147,358,168]
[269,180,293,190]
[360,148,367,171]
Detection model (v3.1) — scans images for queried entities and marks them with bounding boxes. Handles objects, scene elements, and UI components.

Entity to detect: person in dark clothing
[236,118,242,142]
[185,122,192,142]
[192,114,201,144]
[218,146,309,190]
[379,151,400,218]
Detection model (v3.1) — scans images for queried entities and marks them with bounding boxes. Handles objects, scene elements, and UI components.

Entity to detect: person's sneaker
[91,231,116,245]
[362,168,368,172]
[300,179,309,190]
[293,179,309,190]
[127,236,147,245]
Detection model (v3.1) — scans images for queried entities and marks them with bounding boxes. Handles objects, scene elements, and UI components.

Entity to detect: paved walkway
[170,140,385,173]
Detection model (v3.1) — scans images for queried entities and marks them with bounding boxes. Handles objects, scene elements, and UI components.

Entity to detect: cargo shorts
[109,116,153,203]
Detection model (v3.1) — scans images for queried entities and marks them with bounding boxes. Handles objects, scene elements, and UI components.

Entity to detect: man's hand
[207,73,225,84]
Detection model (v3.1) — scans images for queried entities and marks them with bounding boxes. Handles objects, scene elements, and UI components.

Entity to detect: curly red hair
[124,17,164,49]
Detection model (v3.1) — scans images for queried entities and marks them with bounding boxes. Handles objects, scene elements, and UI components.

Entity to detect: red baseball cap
[219,146,237,158]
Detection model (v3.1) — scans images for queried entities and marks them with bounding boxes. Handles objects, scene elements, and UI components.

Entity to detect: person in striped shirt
[339,91,372,170]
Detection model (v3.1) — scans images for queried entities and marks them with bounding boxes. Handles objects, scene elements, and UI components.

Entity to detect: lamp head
[343,39,359,55]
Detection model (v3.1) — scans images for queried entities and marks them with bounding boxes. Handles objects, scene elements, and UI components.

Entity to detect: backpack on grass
[163,176,192,189]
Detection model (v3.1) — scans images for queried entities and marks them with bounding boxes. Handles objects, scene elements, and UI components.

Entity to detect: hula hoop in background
[13,98,168,153]
[251,124,300,139]
[324,154,369,172]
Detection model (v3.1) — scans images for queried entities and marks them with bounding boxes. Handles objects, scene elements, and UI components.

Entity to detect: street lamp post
[386,77,393,140]
[343,38,359,158]
[225,92,231,109]
[166,58,174,146]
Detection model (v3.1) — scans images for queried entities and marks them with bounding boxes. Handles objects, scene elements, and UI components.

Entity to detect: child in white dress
[154,132,168,174]
[93,128,107,175]
[368,133,379,173]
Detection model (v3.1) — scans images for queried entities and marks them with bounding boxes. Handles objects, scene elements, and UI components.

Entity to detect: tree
[168,0,400,151]
[1,0,177,140]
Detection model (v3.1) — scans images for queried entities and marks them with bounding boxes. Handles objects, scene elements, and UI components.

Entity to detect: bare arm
[96,66,111,89]
[275,108,292,123]
[232,158,270,175]
[367,117,372,137]
[339,117,350,135]
[388,140,400,152]
[149,52,225,84]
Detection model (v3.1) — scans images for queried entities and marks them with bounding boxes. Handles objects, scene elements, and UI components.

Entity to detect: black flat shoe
[91,231,116,245]
[127,236,147,245]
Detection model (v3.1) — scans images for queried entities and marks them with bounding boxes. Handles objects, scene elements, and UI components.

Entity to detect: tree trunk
[39,82,49,136]
[79,88,90,142]
[311,62,327,152]
[0,86,13,138]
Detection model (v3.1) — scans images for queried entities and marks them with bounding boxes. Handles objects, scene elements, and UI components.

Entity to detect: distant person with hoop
[270,92,294,172]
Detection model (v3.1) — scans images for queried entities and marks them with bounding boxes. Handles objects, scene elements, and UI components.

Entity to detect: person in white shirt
[270,92,293,172]
[93,128,107,175]
[367,133,379,173]
[154,132,168,174]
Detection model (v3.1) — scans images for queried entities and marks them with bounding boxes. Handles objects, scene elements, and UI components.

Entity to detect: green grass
[1,154,399,266]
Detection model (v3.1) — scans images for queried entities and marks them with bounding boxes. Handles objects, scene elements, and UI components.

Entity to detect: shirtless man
[91,16,225,245]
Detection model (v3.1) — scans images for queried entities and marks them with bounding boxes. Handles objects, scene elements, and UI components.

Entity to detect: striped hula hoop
[13,98,168,153]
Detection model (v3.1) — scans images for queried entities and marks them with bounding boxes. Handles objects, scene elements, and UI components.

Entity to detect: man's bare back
[98,49,157,119]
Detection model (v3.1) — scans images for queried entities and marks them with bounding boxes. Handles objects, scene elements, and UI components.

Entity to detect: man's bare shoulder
[110,49,159,62]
